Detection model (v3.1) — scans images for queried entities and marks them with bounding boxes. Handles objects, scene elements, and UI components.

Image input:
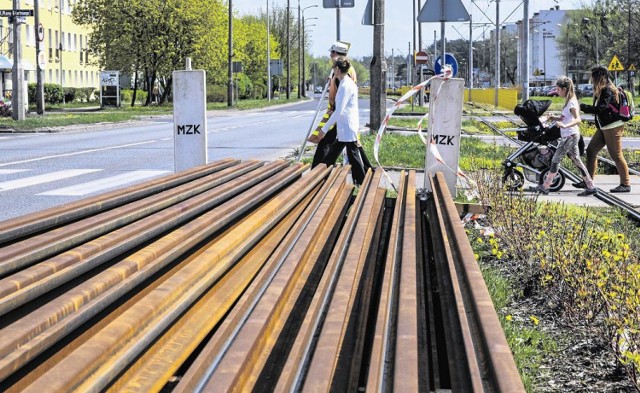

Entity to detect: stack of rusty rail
[0,159,523,392]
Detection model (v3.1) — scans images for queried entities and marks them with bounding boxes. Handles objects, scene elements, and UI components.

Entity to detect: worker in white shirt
[319,57,367,184]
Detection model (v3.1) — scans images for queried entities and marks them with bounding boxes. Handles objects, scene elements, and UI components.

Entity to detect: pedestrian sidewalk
[384,171,638,209]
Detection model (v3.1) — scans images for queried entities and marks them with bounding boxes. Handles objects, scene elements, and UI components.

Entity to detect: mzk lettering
[176,124,202,135]
[431,134,455,145]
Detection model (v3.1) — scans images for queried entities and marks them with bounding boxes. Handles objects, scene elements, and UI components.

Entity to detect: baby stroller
[502,99,574,191]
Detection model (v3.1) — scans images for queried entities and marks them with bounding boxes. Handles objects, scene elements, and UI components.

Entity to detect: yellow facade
[1,0,100,88]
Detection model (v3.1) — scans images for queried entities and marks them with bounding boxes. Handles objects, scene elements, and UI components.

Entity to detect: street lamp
[582,17,599,64]
[302,17,317,98]
[299,3,317,98]
[56,0,64,104]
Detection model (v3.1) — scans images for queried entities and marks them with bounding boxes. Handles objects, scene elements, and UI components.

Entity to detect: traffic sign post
[323,0,354,8]
[415,51,429,65]
[434,53,459,77]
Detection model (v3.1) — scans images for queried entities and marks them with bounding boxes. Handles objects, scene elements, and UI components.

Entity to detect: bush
[252,82,266,99]
[207,85,227,102]
[470,169,640,389]
[235,74,253,99]
[120,89,148,105]
[75,87,97,102]
[27,83,64,104]
[64,87,77,103]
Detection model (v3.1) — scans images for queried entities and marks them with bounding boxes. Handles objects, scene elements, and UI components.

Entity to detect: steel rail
[186,167,354,392]
[393,171,424,392]
[273,169,380,393]
[301,170,386,392]
[427,172,525,392]
[173,166,350,393]
[20,163,324,392]
[0,160,265,279]
[365,171,407,393]
[0,159,240,244]
[0,161,283,317]
[0,163,311,383]
[104,186,318,393]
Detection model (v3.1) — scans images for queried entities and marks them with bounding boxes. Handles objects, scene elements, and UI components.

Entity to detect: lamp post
[267,0,270,101]
[228,0,233,106]
[300,4,317,98]
[302,17,317,98]
[582,17,599,64]
[286,0,290,99]
[59,0,64,104]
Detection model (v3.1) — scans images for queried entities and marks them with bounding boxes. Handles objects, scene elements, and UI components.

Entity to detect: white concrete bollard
[173,70,207,172]
[425,77,464,196]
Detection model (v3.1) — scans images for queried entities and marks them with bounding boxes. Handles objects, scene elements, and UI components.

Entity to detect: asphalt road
[0,98,371,222]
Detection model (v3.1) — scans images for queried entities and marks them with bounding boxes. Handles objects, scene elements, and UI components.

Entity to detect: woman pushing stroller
[531,76,597,196]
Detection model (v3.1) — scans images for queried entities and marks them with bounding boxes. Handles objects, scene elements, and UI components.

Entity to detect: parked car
[578,84,593,97]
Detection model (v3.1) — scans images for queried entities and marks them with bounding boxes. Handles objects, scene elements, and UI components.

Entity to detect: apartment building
[0,0,100,95]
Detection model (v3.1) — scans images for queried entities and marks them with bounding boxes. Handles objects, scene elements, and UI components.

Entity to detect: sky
[234,0,587,60]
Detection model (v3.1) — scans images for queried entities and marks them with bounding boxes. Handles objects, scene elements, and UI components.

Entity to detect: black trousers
[311,126,337,168]
[321,140,367,185]
[312,126,373,172]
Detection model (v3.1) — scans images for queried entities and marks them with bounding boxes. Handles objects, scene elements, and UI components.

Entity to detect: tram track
[0,159,524,392]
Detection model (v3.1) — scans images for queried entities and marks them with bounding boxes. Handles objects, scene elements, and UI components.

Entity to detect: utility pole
[297,0,301,98]
[370,0,385,132]
[59,0,64,104]
[11,0,25,120]
[286,0,290,99]
[523,0,529,101]
[336,8,340,40]
[34,0,44,114]
[267,0,271,101]
[228,0,233,106]
[494,0,500,107]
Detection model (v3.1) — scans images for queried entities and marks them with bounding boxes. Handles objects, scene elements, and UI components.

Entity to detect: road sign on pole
[434,53,459,77]
[608,55,625,71]
[417,0,469,22]
[415,51,429,65]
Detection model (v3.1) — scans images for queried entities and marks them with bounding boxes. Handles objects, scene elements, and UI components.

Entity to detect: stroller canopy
[514,99,551,127]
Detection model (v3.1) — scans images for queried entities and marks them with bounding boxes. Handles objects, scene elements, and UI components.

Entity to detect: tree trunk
[159,76,172,105]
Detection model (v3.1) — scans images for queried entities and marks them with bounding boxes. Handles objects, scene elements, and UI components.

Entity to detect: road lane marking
[0,169,102,191]
[0,169,30,175]
[0,140,161,167]
[39,170,170,196]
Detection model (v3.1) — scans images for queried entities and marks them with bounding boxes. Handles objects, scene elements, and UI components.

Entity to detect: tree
[73,0,227,106]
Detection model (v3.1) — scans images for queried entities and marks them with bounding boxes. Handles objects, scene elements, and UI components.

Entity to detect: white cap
[329,41,349,55]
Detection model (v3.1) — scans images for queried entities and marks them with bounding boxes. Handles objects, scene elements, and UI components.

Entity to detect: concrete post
[425,77,464,195]
[173,70,207,172]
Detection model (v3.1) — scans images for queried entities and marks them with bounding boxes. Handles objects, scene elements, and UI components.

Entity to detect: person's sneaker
[610,184,631,193]
[577,188,598,196]
[571,181,586,189]
[528,185,549,195]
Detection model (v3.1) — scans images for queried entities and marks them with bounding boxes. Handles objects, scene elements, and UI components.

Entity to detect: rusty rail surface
[0,161,523,392]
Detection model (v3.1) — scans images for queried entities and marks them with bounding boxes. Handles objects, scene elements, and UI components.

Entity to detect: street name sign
[0,9,34,17]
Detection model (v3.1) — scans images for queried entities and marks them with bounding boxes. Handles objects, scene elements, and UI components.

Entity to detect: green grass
[2,97,308,131]
[357,133,513,170]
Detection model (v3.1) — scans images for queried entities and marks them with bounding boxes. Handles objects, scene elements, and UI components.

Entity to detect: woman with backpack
[578,65,631,193]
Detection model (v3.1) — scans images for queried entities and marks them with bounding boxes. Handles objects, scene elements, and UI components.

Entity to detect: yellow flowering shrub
[470,169,640,389]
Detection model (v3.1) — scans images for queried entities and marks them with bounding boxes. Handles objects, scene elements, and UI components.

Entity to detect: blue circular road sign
[434,53,459,77]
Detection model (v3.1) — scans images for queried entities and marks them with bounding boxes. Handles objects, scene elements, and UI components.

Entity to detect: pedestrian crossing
[0,168,170,196]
